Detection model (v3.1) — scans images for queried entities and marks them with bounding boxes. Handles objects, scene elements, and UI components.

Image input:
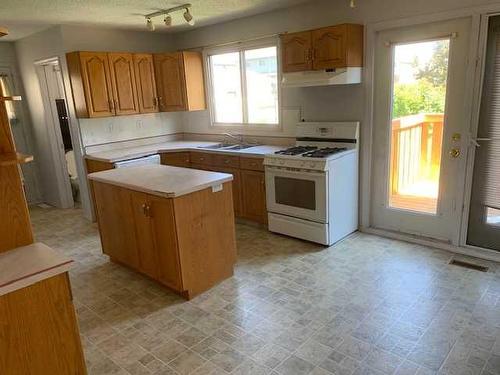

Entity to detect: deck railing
[390,113,444,196]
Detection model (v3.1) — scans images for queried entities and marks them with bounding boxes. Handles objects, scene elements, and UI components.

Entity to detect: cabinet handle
[108,99,114,110]
[142,203,151,217]
[199,157,205,161]
[224,159,230,164]
[114,99,118,110]
[153,97,158,108]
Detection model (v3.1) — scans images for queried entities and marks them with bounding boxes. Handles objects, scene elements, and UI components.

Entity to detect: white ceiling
[0,0,313,41]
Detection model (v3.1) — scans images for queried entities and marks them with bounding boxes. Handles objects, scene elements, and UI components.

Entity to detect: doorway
[35,58,76,208]
[467,15,500,252]
[371,18,472,244]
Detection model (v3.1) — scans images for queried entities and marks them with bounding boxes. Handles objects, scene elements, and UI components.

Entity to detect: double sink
[197,143,257,151]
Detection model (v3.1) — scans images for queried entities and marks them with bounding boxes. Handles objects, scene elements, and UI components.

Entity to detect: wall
[0,42,41,203]
[15,25,179,219]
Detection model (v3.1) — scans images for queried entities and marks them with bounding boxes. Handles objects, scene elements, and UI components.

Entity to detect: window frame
[203,37,282,130]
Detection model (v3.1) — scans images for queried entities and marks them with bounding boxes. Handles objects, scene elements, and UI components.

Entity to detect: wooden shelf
[0,152,34,167]
[0,96,22,102]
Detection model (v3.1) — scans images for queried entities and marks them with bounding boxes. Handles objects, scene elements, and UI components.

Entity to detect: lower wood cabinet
[161,152,267,224]
[217,166,242,216]
[240,169,267,224]
[131,192,182,290]
[0,273,87,375]
[92,180,236,299]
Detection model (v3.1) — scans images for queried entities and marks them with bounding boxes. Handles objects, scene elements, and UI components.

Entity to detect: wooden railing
[390,113,444,195]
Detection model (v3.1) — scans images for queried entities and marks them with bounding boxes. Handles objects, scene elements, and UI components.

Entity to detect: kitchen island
[89,164,237,299]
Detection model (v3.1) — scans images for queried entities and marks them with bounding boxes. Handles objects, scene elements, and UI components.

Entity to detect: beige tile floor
[30,206,500,375]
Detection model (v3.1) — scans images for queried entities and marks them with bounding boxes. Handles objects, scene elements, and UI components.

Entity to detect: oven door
[265,166,327,223]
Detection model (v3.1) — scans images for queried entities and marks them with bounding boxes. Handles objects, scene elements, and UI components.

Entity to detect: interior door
[153,53,187,112]
[467,16,500,252]
[79,52,114,117]
[108,53,139,115]
[281,31,312,72]
[371,18,472,243]
[133,54,158,113]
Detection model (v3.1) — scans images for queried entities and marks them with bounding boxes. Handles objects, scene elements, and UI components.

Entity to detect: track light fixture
[144,3,194,31]
[164,14,172,27]
[146,17,155,31]
[183,8,195,26]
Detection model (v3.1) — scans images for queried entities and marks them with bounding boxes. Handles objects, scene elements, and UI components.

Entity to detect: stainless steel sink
[197,144,226,149]
[222,144,256,150]
[197,143,257,150]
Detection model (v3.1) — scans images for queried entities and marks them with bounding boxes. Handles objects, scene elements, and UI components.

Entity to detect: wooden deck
[389,194,437,214]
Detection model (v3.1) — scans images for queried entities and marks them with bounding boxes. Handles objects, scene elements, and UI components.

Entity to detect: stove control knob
[279,160,285,165]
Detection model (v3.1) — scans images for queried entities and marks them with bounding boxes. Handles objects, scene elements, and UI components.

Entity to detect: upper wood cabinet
[153,52,206,112]
[108,52,140,115]
[133,54,159,114]
[67,51,115,118]
[281,24,363,73]
[281,31,313,73]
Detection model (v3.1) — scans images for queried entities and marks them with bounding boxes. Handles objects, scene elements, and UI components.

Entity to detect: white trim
[203,36,282,131]
[361,226,500,263]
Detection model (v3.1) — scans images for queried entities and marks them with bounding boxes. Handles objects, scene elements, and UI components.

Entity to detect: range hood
[281,67,362,88]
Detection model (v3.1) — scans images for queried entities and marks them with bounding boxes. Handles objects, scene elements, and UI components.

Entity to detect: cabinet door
[149,196,182,290]
[281,31,312,73]
[79,52,114,117]
[153,53,187,112]
[241,170,267,223]
[131,192,159,279]
[216,166,242,217]
[312,25,347,70]
[133,54,159,113]
[92,182,139,267]
[108,52,139,115]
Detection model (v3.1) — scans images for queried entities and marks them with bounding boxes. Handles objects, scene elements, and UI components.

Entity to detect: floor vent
[449,259,488,272]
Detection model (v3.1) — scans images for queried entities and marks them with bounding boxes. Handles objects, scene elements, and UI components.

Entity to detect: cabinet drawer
[190,152,213,165]
[213,154,240,168]
[161,152,190,167]
[240,157,264,171]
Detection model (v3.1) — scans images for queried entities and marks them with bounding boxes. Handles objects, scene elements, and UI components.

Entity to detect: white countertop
[89,164,234,198]
[0,243,74,297]
[85,140,285,163]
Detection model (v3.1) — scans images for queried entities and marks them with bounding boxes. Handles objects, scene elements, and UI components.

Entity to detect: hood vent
[281,67,362,88]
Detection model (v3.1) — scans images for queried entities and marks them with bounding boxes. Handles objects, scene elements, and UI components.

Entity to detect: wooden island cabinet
[89,165,237,299]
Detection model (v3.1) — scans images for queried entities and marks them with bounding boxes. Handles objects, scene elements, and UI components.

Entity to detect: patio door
[371,18,472,243]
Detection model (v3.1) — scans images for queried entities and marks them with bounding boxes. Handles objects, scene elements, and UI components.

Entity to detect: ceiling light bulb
[146,17,155,31]
[350,0,355,8]
[183,8,195,26]
[164,14,172,27]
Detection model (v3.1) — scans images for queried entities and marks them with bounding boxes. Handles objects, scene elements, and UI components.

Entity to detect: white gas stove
[264,122,359,245]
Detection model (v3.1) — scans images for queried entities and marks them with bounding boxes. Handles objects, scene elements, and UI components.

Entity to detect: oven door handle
[265,166,326,178]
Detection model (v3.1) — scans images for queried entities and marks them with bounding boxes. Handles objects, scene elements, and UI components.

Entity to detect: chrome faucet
[222,132,244,144]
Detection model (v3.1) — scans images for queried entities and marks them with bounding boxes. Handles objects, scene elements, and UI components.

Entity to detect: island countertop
[0,243,74,297]
[88,164,233,198]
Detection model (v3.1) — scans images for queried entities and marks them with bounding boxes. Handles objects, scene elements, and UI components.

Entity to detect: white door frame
[361,5,500,262]
[34,57,74,209]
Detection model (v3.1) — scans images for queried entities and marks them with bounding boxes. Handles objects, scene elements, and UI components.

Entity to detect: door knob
[449,148,460,158]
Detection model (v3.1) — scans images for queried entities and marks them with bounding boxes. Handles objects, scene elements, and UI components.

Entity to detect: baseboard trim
[360,226,500,263]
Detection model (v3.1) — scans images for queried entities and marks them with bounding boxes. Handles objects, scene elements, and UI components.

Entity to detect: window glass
[210,52,243,123]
